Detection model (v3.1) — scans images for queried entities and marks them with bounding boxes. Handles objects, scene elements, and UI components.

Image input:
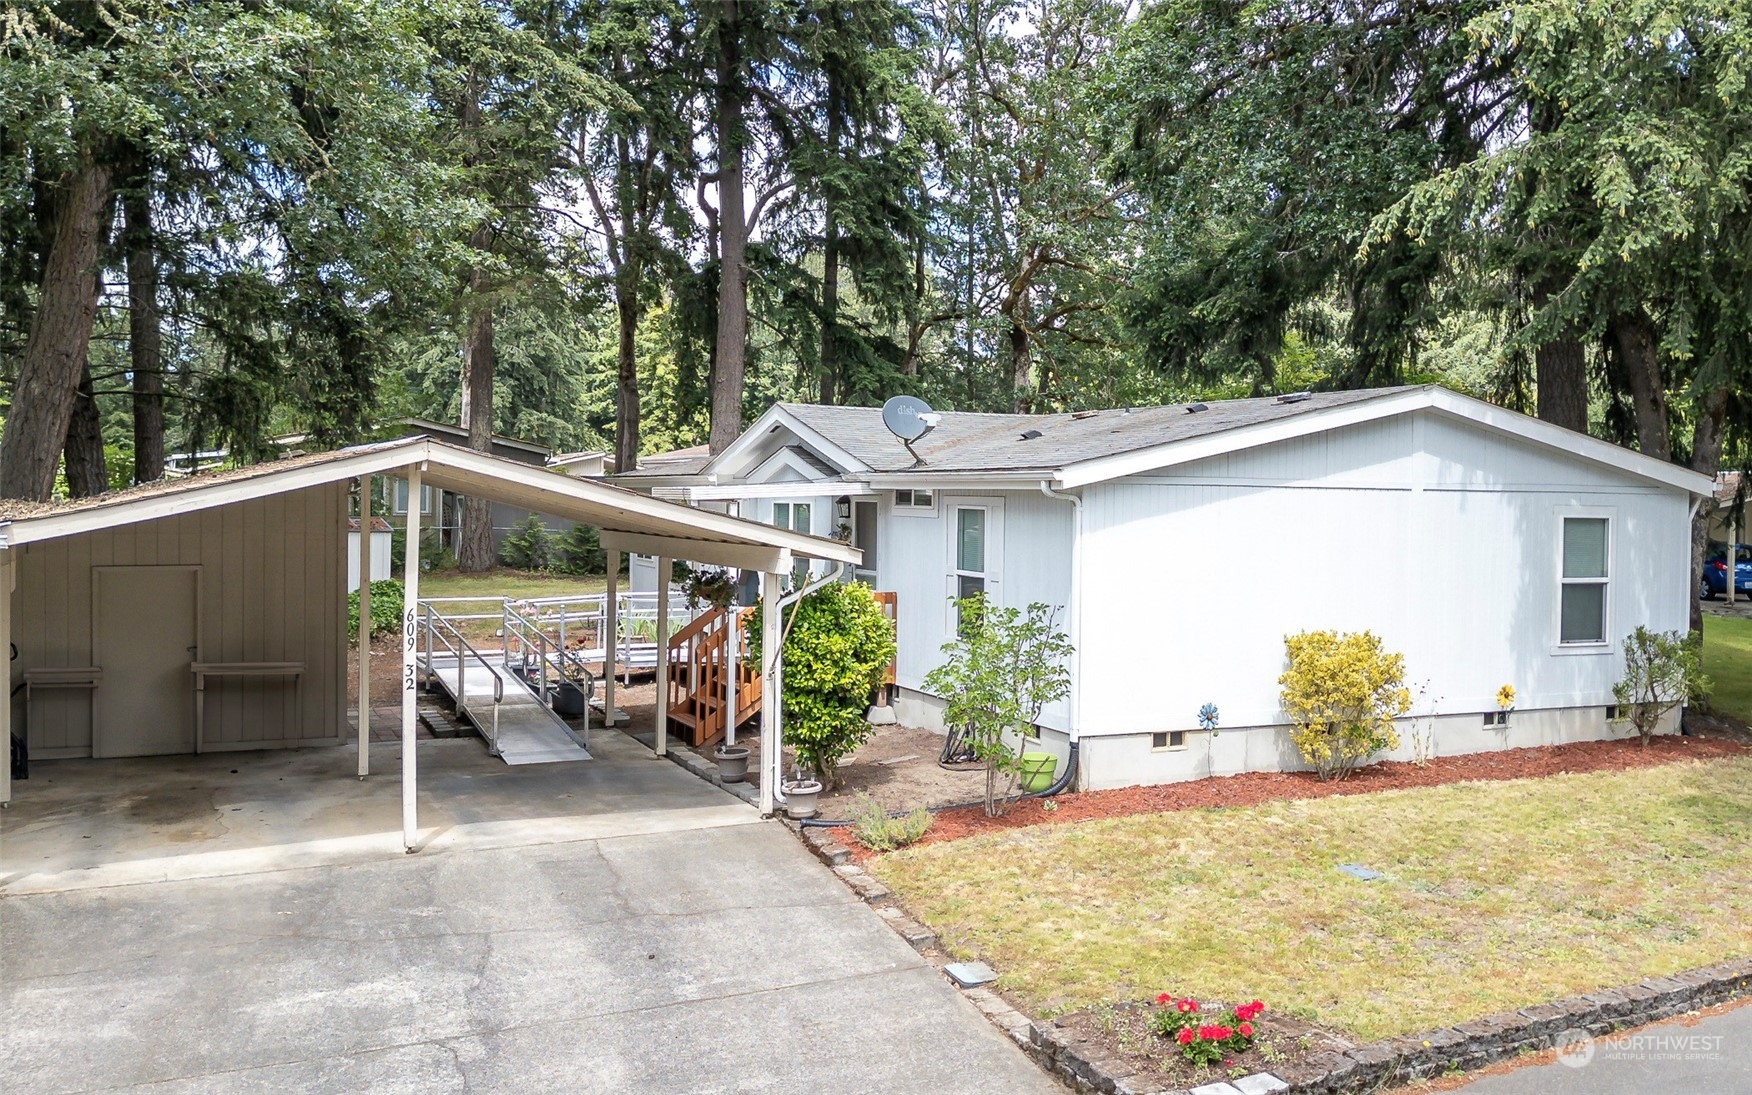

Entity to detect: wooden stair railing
[664,592,898,748]
[665,606,762,748]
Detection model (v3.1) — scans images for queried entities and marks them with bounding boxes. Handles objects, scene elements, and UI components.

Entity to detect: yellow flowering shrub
[1278,630,1412,781]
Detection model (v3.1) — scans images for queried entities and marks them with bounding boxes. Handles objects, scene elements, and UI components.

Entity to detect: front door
[852,500,879,585]
[93,566,199,757]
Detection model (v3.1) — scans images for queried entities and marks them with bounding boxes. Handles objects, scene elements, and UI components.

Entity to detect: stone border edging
[656,743,763,809]
[1018,957,1752,1095]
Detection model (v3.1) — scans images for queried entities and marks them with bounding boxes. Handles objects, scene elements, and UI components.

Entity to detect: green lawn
[1703,614,1752,723]
[871,756,1752,1041]
[418,568,608,602]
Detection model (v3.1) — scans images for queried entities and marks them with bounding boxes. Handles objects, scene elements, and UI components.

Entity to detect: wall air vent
[1275,391,1313,404]
[1184,403,1208,414]
[1019,429,1044,441]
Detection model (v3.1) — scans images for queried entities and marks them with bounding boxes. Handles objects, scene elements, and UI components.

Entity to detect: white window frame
[771,500,812,535]
[891,488,938,517]
[945,496,1003,633]
[1553,507,1614,654]
[392,480,436,517]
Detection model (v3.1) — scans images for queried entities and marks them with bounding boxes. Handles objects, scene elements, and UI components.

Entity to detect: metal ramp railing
[416,600,593,766]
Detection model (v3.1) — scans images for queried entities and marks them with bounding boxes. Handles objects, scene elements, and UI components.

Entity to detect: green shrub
[500,515,556,570]
[924,597,1073,816]
[1613,626,1710,745]
[347,579,404,643]
[849,794,932,852]
[1278,629,1410,781]
[746,581,897,788]
[555,524,605,574]
[388,526,450,573]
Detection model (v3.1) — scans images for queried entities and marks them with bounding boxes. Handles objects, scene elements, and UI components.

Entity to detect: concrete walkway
[0,737,1056,1094]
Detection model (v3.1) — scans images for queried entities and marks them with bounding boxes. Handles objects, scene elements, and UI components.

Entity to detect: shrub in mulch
[1053,998,1355,1093]
[846,733,1749,857]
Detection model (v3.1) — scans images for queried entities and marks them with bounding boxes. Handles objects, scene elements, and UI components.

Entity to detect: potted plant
[783,777,823,818]
[681,566,738,612]
[552,661,592,718]
[714,743,751,783]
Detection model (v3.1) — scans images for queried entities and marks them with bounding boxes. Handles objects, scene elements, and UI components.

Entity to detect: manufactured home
[622,385,1715,790]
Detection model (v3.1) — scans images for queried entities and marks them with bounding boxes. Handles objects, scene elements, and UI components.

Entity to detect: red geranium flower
[1178,998,1198,1013]
[1176,1028,1194,1045]
[1155,992,1172,1005]
[1238,1021,1254,1037]
[1225,1058,1235,1067]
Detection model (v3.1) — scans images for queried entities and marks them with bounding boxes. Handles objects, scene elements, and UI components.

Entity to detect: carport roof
[0,436,859,571]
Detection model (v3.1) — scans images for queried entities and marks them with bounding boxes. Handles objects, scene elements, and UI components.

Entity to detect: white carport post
[603,549,619,723]
[0,549,12,806]
[759,570,782,817]
[357,473,372,777]
[654,557,670,756]
[400,464,423,852]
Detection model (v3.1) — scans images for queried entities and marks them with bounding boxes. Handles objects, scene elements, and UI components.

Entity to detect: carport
[0,436,860,850]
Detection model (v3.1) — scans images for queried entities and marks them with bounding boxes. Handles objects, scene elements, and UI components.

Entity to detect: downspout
[767,560,850,807]
[1039,480,1082,794]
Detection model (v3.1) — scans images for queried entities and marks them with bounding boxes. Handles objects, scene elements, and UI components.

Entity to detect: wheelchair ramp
[426,651,592,766]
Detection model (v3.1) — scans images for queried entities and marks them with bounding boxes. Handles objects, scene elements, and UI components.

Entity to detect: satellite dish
[881,395,938,442]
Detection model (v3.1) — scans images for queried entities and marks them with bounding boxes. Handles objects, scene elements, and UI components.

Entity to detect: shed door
[94,566,198,757]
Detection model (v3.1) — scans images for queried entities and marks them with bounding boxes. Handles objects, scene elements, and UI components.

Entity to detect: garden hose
[796,741,1079,828]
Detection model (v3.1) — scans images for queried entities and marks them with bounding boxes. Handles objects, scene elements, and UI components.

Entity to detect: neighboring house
[385,419,577,556]
[547,450,613,477]
[346,517,393,591]
[1708,471,1748,546]
[615,385,1713,790]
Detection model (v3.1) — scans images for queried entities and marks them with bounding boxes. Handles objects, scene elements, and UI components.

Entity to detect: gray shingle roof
[780,387,1423,474]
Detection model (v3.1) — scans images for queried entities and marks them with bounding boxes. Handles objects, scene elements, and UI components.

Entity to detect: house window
[1559,516,1610,644]
[1606,704,1628,722]
[1484,711,1509,727]
[771,501,811,534]
[951,505,989,634]
[893,488,936,516]
[954,506,987,600]
[392,481,435,517]
[1151,731,1186,751]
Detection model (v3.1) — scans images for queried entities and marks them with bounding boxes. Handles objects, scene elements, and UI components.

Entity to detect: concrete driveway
[1,735,1057,1094]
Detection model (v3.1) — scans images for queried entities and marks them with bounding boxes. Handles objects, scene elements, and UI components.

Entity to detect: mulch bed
[1053,1000,1355,1093]
[848,733,1750,858]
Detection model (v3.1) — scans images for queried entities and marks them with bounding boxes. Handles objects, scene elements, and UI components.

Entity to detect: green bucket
[1019,751,1058,793]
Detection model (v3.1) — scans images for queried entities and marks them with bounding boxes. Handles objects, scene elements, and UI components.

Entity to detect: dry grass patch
[871,756,1752,1041]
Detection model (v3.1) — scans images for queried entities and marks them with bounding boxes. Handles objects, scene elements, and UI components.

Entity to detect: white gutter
[765,561,850,806]
[1039,481,1082,747]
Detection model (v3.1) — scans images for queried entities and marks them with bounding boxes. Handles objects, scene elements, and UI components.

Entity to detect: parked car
[1700,544,1752,599]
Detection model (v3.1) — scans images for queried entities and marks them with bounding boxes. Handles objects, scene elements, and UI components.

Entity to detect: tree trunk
[614,280,641,473]
[457,291,496,572]
[1689,384,1731,635]
[820,202,840,405]
[1612,309,1669,461]
[1534,338,1587,433]
[709,0,747,454]
[0,155,112,500]
[1007,293,1033,414]
[62,359,107,497]
[123,157,164,483]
